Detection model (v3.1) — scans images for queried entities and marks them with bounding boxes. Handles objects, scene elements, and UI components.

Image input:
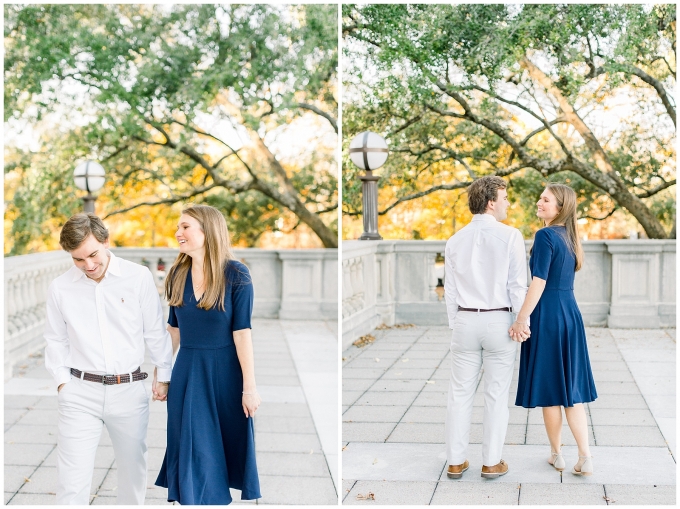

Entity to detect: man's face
[488,188,510,221]
[70,234,110,281]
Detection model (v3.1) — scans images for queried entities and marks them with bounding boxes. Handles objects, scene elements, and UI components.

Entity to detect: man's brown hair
[59,213,109,252]
[467,176,507,215]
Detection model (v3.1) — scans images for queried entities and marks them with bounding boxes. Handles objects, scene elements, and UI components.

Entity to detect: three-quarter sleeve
[231,262,254,331]
[530,228,553,280]
[168,305,178,327]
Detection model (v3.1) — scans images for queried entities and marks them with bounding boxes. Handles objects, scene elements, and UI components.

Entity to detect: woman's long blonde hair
[544,183,584,272]
[165,205,235,311]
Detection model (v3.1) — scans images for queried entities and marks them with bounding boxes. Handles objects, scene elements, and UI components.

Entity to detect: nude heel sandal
[549,451,565,471]
[571,455,593,476]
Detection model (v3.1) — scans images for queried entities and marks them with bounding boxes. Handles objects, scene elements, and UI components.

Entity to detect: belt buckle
[102,374,117,385]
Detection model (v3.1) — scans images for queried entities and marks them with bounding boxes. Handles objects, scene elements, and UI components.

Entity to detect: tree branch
[298,102,338,133]
[635,179,676,198]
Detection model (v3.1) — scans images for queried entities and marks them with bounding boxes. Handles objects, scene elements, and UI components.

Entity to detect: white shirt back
[444,214,528,327]
[44,251,173,385]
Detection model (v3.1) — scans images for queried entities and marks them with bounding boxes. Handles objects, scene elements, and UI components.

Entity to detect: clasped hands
[152,367,169,402]
[509,320,530,342]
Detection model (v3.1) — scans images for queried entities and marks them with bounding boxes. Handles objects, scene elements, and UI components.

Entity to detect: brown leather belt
[70,367,148,385]
[458,306,512,313]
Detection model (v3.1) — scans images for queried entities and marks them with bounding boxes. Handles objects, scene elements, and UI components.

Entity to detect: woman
[509,183,597,476]
[154,205,261,504]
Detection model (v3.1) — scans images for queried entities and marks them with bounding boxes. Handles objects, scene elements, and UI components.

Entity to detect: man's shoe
[446,460,469,479]
[481,459,509,479]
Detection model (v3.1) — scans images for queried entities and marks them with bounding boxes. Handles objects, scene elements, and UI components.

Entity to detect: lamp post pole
[349,131,389,240]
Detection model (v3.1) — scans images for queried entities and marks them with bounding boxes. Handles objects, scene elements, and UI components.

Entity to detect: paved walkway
[342,325,676,505]
[5,318,338,505]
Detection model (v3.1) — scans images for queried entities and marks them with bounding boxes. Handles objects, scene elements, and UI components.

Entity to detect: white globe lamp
[348,131,389,240]
[73,161,106,213]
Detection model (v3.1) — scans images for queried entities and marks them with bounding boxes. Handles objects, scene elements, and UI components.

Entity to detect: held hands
[152,367,169,402]
[242,391,261,418]
[509,321,531,342]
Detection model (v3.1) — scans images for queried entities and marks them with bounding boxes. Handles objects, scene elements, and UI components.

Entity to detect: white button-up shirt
[44,251,173,386]
[444,214,528,328]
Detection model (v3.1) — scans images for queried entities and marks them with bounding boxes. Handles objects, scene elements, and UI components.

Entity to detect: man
[44,213,173,504]
[444,176,529,479]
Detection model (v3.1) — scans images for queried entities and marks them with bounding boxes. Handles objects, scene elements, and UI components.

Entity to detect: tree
[5,4,338,254]
[343,4,675,239]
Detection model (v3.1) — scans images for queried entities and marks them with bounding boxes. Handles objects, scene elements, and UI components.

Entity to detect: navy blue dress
[515,226,597,408]
[155,260,261,504]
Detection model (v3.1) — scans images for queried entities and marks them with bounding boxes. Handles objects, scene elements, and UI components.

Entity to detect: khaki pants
[56,376,150,504]
[445,311,517,466]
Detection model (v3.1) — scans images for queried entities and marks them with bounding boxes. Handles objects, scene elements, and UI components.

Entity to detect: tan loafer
[481,459,509,479]
[446,460,469,479]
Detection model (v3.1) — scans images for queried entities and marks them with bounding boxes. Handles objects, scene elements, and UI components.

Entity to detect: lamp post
[349,131,388,240]
[73,161,106,213]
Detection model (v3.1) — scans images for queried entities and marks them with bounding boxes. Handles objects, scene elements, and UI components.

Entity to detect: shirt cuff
[156,368,172,382]
[54,367,72,387]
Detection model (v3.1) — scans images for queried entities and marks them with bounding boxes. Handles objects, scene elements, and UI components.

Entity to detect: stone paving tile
[527,408,592,426]
[593,381,641,394]
[7,493,57,504]
[255,432,321,454]
[343,443,444,481]
[519,483,607,504]
[354,391,420,406]
[5,424,58,445]
[255,402,311,418]
[370,380,429,392]
[342,479,356,502]
[343,405,409,423]
[386,422,448,444]
[411,391,447,407]
[254,415,317,434]
[343,379,379,393]
[589,408,657,426]
[589,393,649,409]
[4,396,41,409]
[525,424,595,446]
[559,445,676,486]
[401,406,446,424]
[603,484,676,505]
[635,376,676,396]
[343,422,396,442]
[4,443,55,467]
[344,368,390,380]
[343,390,364,406]
[257,475,337,504]
[432,481,520,505]
[5,409,26,429]
[593,370,635,382]
[594,425,667,447]
[382,365,434,380]
[390,359,445,370]
[345,358,398,369]
[419,381,449,393]
[344,480,436,505]
[256,451,330,478]
[18,466,108,495]
[4,466,37,494]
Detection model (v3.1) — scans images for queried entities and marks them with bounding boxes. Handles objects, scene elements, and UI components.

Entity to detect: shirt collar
[471,213,498,223]
[70,250,121,283]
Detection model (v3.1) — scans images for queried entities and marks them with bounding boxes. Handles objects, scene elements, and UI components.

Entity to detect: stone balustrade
[4,248,337,378]
[342,240,675,348]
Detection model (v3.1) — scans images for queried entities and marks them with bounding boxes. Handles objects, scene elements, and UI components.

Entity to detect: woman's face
[537,189,560,223]
[176,214,205,256]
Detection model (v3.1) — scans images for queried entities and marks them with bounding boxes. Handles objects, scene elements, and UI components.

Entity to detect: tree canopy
[5,4,338,254]
[343,4,675,239]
